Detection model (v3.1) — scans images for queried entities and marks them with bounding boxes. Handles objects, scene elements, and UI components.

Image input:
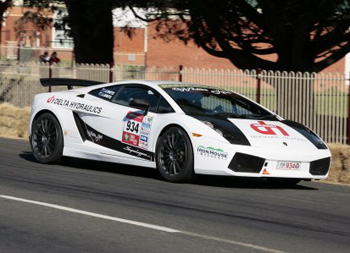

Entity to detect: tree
[0,0,13,43]
[135,0,350,73]
[25,0,117,64]
[63,0,116,64]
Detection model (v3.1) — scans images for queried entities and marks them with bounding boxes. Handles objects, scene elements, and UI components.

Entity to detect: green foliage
[133,0,350,72]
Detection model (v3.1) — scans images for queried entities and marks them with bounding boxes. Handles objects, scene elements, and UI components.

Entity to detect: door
[78,84,162,161]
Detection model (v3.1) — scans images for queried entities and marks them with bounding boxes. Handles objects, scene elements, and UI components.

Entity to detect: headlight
[200,120,250,146]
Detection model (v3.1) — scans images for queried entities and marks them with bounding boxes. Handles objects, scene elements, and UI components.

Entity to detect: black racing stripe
[282,120,328,149]
[190,115,250,146]
[73,112,87,141]
[73,112,154,161]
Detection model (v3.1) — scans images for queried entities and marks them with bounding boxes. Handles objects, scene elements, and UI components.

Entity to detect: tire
[267,178,301,187]
[156,127,194,183]
[30,113,63,164]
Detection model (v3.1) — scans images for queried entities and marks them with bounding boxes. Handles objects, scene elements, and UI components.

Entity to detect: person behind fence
[39,52,49,63]
[49,51,60,64]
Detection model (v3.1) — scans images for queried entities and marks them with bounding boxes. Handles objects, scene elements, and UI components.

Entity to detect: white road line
[0,194,179,233]
[0,194,286,253]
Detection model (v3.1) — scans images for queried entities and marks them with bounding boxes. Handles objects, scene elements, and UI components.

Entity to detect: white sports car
[29,78,331,185]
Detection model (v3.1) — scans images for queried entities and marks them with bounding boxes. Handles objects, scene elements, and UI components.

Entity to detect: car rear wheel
[156,127,194,183]
[30,113,63,164]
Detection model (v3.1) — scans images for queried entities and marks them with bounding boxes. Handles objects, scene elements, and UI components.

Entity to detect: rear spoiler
[40,78,104,90]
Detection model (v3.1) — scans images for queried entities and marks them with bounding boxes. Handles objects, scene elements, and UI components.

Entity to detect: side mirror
[129,98,150,115]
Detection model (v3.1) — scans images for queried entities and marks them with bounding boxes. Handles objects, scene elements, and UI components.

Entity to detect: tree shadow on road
[19,152,318,190]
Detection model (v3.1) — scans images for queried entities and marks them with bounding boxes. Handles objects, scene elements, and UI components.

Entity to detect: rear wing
[40,78,104,90]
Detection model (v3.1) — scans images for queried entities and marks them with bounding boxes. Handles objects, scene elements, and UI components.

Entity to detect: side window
[89,85,121,101]
[112,86,160,112]
[156,97,175,113]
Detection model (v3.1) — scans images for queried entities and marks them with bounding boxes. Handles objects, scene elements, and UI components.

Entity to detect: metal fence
[0,61,349,145]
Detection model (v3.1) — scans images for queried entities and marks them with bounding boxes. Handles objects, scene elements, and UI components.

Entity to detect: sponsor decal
[122,132,140,146]
[250,121,289,136]
[210,89,232,95]
[87,130,103,142]
[125,111,144,122]
[140,135,148,142]
[197,145,228,160]
[46,96,102,114]
[122,111,143,147]
[47,96,55,103]
[172,87,208,92]
[262,168,270,175]
[141,122,151,130]
[122,112,153,150]
[98,88,115,100]
[159,84,207,89]
[140,131,150,137]
[123,146,152,160]
[140,116,153,134]
[171,87,232,95]
[139,142,148,149]
[139,116,153,149]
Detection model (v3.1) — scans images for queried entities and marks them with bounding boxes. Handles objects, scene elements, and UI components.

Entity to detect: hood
[191,114,327,150]
[228,118,325,150]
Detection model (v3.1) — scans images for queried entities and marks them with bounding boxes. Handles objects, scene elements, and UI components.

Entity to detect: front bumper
[193,143,332,179]
[227,153,331,179]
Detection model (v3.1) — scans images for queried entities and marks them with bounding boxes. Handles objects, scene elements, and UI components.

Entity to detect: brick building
[0,5,348,74]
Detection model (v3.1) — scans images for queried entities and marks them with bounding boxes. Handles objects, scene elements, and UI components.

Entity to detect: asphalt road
[0,138,350,253]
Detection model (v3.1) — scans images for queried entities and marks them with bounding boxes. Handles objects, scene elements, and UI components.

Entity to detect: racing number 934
[126,121,140,134]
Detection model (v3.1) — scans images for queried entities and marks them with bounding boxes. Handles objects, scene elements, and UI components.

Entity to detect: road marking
[0,194,285,253]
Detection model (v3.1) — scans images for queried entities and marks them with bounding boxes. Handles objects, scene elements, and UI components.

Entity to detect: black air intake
[228,153,265,173]
[310,157,331,176]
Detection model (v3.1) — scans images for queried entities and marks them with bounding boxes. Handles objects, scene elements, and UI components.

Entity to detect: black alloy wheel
[156,127,194,182]
[30,113,63,164]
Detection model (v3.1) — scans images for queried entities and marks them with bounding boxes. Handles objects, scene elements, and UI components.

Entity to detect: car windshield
[161,85,272,119]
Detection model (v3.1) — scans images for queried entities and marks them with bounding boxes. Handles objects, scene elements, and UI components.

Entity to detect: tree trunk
[0,0,13,43]
[64,0,114,64]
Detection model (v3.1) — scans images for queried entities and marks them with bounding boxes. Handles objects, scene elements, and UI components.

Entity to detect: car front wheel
[156,127,194,183]
[30,113,63,164]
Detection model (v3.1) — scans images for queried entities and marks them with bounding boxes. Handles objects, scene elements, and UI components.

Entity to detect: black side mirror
[129,98,150,115]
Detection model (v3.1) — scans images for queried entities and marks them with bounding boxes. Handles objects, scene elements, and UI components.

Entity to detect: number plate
[276,161,301,170]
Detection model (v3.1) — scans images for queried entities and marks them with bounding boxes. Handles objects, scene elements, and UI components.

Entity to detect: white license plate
[277,161,301,170]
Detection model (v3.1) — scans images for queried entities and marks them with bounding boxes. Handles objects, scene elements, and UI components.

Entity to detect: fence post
[256,68,262,103]
[109,63,114,83]
[48,63,52,92]
[348,79,350,145]
[179,65,183,82]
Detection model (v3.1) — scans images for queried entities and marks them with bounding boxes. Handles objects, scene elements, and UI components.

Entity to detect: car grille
[228,153,265,173]
[309,157,331,176]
